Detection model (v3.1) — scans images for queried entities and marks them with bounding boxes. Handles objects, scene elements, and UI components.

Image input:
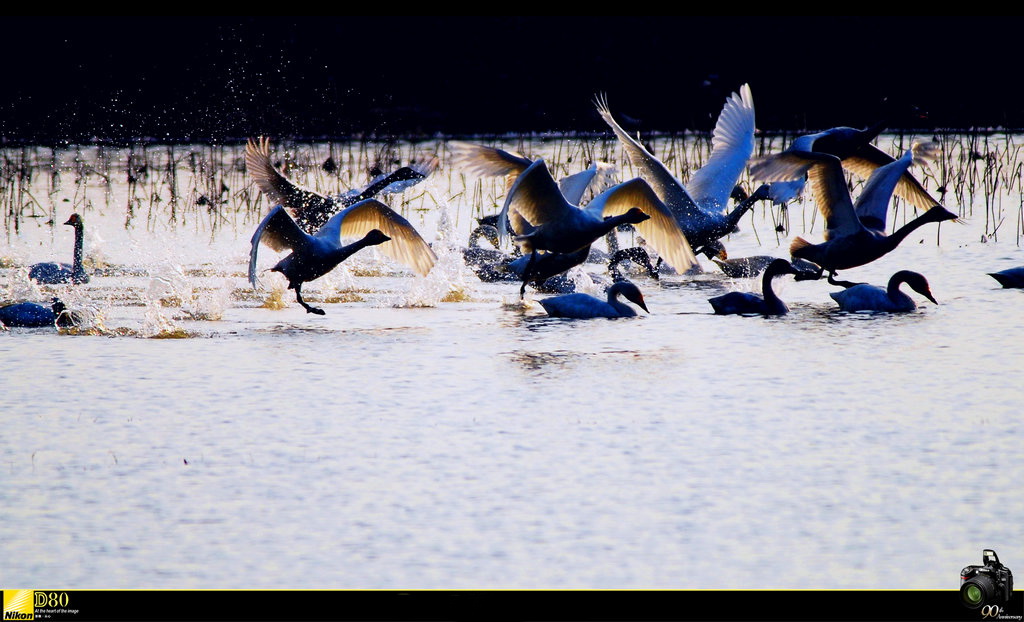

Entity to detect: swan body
[829,270,937,312]
[712,254,778,278]
[249,199,436,314]
[246,137,438,232]
[988,267,1024,288]
[0,298,77,328]
[595,87,771,252]
[498,158,694,296]
[708,259,799,315]
[501,158,693,261]
[29,214,90,284]
[539,281,648,319]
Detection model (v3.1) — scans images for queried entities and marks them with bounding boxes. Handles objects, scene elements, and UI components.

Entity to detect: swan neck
[724,192,759,230]
[72,223,84,272]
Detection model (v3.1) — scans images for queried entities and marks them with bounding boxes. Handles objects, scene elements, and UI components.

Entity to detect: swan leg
[650,257,663,281]
[519,251,539,299]
[826,272,861,289]
[794,265,824,282]
[295,284,326,315]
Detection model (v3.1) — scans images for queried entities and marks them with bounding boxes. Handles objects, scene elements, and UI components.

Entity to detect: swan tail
[789,236,812,258]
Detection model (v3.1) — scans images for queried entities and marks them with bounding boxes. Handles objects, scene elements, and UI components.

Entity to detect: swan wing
[249,206,310,287]
[845,143,940,211]
[853,149,915,230]
[557,166,599,205]
[587,177,696,273]
[246,137,336,224]
[797,152,863,240]
[448,141,532,180]
[316,199,436,277]
[498,159,576,245]
[687,84,756,213]
[749,150,818,183]
[594,94,702,222]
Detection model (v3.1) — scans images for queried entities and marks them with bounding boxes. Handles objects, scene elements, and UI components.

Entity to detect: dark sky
[2,16,1019,143]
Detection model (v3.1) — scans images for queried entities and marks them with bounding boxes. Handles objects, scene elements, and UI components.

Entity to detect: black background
[2,16,1020,143]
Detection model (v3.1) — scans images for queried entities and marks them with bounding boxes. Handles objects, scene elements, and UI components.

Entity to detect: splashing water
[391,204,473,307]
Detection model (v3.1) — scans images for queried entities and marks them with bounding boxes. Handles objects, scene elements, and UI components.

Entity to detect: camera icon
[961,549,1014,610]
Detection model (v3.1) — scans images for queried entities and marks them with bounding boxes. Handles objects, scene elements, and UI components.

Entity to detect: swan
[0,298,78,328]
[499,158,694,297]
[608,247,660,282]
[708,259,800,315]
[246,137,438,232]
[28,213,90,284]
[249,199,436,315]
[988,266,1024,288]
[595,87,772,254]
[749,123,941,211]
[700,242,818,278]
[829,270,937,312]
[765,148,957,285]
[539,281,649,319]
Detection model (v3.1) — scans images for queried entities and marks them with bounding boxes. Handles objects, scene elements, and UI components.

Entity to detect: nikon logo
[1,591,33,621]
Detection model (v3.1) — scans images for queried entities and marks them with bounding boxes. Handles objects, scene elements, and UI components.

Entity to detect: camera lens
[961,575,997,609]
[962,584,984,607]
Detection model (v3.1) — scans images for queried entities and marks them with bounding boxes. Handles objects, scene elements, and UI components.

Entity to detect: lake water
[0,136,1021,589]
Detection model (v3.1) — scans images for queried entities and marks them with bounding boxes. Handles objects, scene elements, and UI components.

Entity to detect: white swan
[29,213,90,284]
[988,266,1024,288]
[708,259,800,316]
[249,199,436,314]
[763,147,957,285]
[595,86,770,253]
[830,270,937,312]
[246,137,438,232]
[750,124,941,211]
[539,281,648,319]
[497,159,696,296]
[448,140,616,206]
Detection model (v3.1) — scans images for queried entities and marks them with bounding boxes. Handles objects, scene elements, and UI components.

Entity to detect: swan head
[64,213,84,227]
[701,240,728,260]
[616,281,649,313]
[621,207,651,225]
[766,258,800,278]
[899,271,938,304]
[926,206,959,224]
[363,229,392,246]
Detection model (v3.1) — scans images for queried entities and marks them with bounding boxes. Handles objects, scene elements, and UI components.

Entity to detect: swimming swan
[829,270,937,312]
[988,266,1024,288]
[29,213,90,284]
[0,298,78,328]
[539,281,649,319]
[708,259,800,315]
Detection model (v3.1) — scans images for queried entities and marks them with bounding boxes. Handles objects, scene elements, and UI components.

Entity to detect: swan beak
[637,297,649,313]
[925,291,938,305]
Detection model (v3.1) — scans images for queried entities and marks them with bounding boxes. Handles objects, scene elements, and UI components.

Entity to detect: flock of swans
[2,84,1022,328]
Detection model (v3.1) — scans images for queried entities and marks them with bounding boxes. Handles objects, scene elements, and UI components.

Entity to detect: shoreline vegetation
[2,131,1022,247]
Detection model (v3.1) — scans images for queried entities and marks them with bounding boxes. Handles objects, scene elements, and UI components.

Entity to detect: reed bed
[2,132,1022,247]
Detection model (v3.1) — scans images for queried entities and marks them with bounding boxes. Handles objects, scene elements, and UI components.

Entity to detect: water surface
[1,137,1021,588]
